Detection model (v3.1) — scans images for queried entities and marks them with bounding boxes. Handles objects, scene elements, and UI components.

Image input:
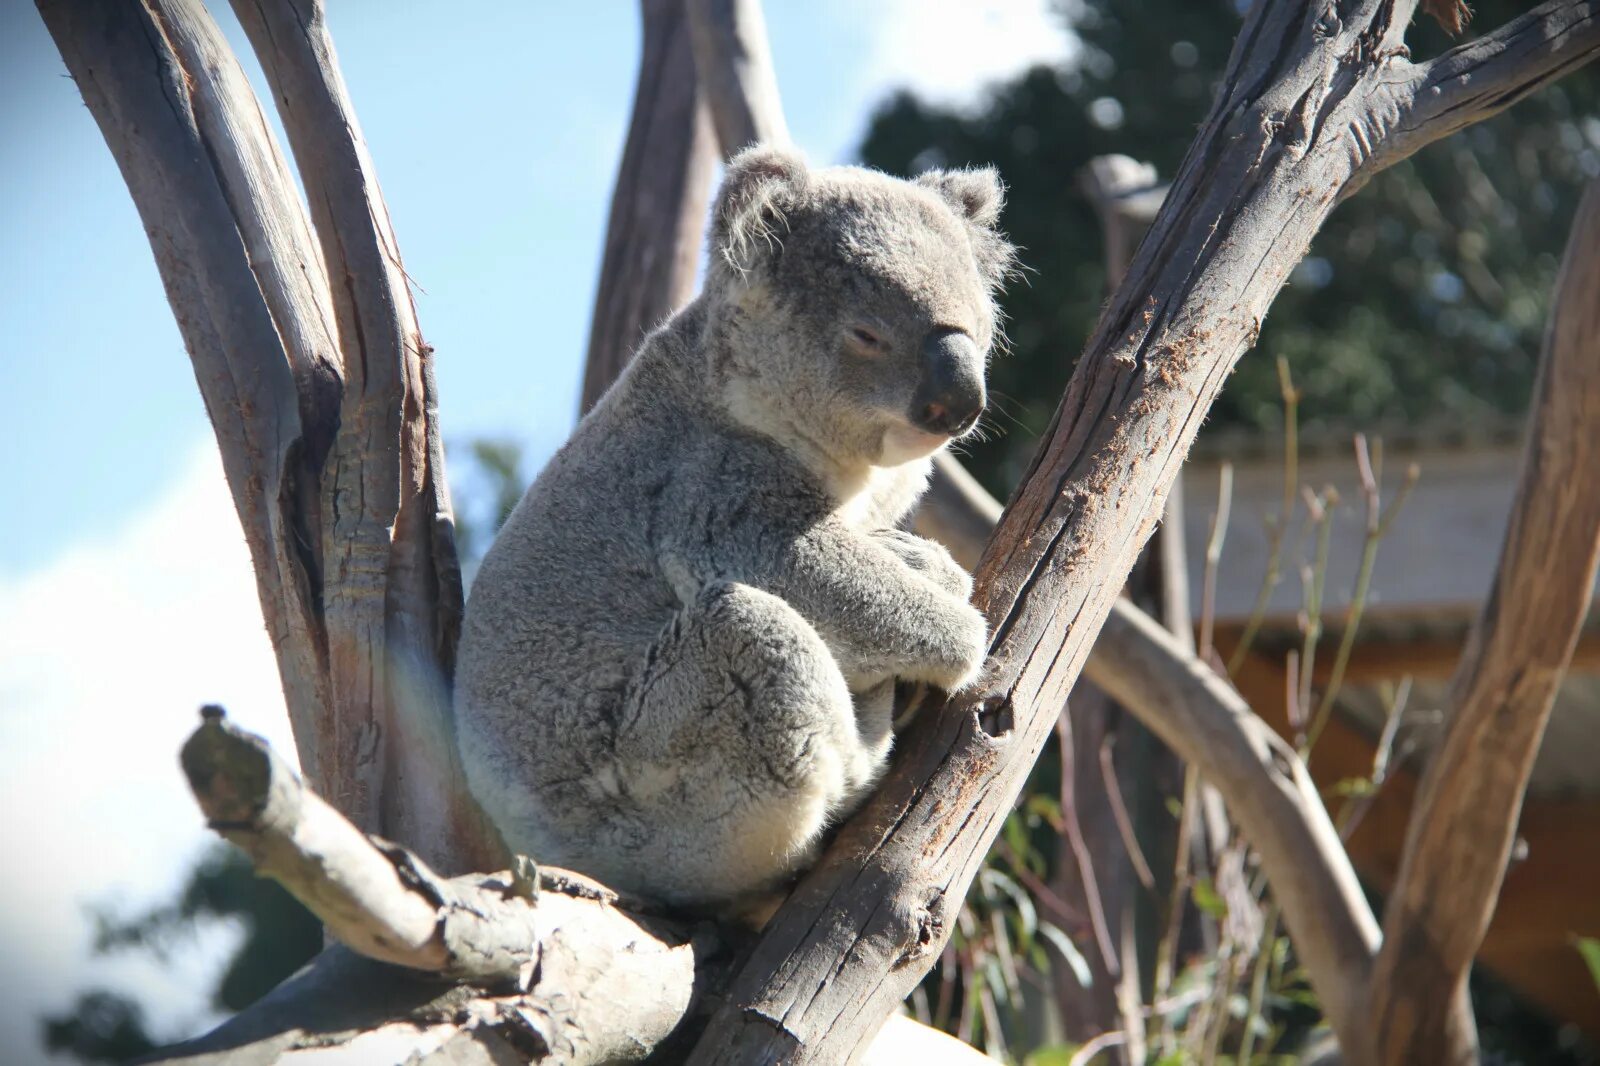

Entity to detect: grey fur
[455,145,1015,912]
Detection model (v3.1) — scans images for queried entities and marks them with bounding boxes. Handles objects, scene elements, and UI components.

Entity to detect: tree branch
[1083,604,1379,1036]
[230,0,498,872]
[910,446,1379,1044]
[1365,0,1600,183]
[1366,180,1600,1065]
[580,0,718,414]
[687,0,790,150]
[153,709,707,1065]
[690,3,1598,1061]
[36,0,339,783]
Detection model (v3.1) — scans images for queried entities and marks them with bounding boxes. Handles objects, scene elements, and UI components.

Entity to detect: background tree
[861,0,1600,493]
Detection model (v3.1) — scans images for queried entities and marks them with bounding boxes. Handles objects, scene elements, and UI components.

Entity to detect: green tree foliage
[859,0,1600,495]
[43,846,321,1062]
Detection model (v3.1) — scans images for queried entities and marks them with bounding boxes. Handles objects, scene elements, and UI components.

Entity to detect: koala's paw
[927,601,989,694]
[871,528,974,600]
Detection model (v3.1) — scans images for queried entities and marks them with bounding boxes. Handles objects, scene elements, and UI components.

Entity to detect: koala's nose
[912,331,986,437]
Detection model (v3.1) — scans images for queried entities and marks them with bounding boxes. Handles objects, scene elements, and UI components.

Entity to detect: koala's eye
[847,325,888,356]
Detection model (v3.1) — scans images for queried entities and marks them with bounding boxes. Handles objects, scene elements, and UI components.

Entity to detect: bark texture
[1366,179,1600,1065]
[690,4,1599,1062]
[579,0,718,414]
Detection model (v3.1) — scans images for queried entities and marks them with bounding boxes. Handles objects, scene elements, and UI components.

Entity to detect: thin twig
[1067,1029,1128,1066]
[1199,462,1234,662]
[1229,358,1300,675]
[1306,437,1421,753]
[1058,715,1122,976]
[1295,487,1336,749]
[1099,736,1158,891]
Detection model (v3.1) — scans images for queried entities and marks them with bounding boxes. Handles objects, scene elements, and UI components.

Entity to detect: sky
[0,2,1076,1059]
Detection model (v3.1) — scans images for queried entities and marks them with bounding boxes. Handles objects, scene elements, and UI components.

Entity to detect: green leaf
[979,866,1038,939]
[1026,793,1062,827]
[1573,936,1600,991]
[1329,776,1377,797]
[1191,878,1229,919]
[1037,921,1093,988]
[1023,1046,1078,1066]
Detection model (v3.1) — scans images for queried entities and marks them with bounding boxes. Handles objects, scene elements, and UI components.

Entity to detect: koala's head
[704,145,1016,474]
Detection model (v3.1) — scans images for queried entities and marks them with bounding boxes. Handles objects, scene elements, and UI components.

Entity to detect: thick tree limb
[155,709,705,1065]
[579,0,718,414]
[686,0,790,150]
[1366,180,1600,1065]
[1365,1,1600,183]
[229,0,499,875]
[690,4,1599,1062]
[36,0,338,783]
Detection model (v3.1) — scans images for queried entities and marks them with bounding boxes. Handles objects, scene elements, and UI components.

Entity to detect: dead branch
[690,4,1599,1061]
[151,708,706,1065]
[580,0,718,414]
[1366,180,1600,1064]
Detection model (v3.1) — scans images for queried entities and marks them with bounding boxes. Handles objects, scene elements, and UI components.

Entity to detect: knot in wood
[895,890,947,968]
[976,694,1013,738]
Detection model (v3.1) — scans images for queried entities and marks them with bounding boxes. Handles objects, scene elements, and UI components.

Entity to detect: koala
[454,145,1016,914]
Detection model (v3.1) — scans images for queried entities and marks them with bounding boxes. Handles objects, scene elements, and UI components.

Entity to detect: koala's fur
[455,145,1016,912]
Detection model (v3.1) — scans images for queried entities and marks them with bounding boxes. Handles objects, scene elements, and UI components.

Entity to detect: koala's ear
[916,167,1005,228]
[918,166,1018,289]
[713,143,810,273]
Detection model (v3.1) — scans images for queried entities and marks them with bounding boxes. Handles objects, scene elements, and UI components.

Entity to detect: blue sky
[0,2,1074,1058]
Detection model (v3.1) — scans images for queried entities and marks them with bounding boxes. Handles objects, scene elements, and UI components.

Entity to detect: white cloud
[0,442,294,1061]
[843,0,1077,112]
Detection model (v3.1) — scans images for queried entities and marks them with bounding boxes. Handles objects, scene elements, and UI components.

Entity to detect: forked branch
[38,0,501,873]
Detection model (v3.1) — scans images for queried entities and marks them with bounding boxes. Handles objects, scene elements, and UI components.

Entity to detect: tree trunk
[36,0,501,874]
